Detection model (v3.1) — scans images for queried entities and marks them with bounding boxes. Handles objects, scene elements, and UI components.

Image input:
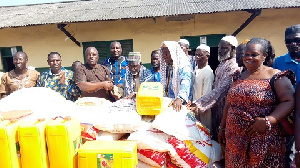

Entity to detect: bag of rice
[127,124,171,152]
[167,137,208,168]
[151,108,201,140]
[138,149,166,167]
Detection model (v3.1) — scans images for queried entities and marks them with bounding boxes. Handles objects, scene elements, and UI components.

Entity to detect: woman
[160,41,192,112]
[0,51,40,98]
[218,38,295,167]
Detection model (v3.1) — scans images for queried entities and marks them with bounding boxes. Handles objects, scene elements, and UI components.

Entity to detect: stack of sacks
[128,123,171,167]
[150,104,222,168]
[73,98,142,141]
[0,87,77,120]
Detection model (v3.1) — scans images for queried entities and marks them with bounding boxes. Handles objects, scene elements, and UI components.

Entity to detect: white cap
[221,35,238,47]
[178,39,190,46]
[27,66,35,70]
[196,44,210,54]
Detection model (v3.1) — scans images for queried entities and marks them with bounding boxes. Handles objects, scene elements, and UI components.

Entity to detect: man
[160,41,192,112]
[273,24,300,168]
[273,24,300,87]
[178,39,196,71]
[236,39,249,69]
[123,52,153,98]
[192,44,214,131]
[187,35,240,139]
[101,41,128,92]
[75,47,119,101]
[1,51,40,98]
[36,52,80,101]
[150,50,161,82]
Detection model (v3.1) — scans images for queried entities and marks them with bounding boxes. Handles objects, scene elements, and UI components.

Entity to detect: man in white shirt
[192,44,214,131]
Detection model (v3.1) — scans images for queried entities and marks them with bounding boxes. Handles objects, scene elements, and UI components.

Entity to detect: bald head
[85,47,99,67]
[85,47,98,56]
[14,51,28,59]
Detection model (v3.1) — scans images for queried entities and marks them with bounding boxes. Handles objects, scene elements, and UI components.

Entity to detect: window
[82,39,133,64]
[1,46,22,72]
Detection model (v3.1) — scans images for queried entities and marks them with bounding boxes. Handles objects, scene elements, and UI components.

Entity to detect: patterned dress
[225,70,294,167]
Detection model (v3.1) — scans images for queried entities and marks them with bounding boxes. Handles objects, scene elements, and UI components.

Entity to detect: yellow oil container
[0,120,21,168]
[78,141,137,168]
[18,118,49,168]
[136,82,163,115]
[46,117,81,168]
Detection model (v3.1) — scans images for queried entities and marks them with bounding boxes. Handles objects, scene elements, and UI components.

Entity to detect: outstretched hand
[169,98,183,112]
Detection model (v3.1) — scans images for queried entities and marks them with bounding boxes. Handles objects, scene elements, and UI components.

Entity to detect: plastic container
[78,141,138,168]
[18,118,49,168]
[136,82,163,115]
[0,120,21,168]
[46,117,81,168]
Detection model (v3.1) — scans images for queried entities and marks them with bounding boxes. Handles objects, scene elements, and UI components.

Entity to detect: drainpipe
[57,24,81,47]
[232,9,262,36]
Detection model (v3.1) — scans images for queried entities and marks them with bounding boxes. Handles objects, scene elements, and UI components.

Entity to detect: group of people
[1,23,300,167]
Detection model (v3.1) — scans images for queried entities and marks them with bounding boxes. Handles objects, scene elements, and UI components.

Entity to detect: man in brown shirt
[0,51,40,98]
[75,47,119,101]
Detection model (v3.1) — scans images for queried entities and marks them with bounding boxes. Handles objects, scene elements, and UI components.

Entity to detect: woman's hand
[169,98,183,112]
[246,117,267,135]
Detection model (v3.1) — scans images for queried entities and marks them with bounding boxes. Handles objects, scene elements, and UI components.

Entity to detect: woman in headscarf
[160,41,192,112]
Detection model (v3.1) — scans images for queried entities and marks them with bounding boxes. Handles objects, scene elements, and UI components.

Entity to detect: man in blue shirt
[272,24,300,168]
[150,50,161,82]
[273,24,300,88]
[102,41,128,94]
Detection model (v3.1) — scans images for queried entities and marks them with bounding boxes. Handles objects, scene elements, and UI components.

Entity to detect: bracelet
[218,126,225,131]
[265,116,271,131]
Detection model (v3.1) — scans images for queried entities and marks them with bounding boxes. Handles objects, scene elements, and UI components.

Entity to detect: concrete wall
[0,7,299,71]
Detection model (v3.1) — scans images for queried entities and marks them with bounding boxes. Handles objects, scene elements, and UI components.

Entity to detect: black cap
[285,24,300,37]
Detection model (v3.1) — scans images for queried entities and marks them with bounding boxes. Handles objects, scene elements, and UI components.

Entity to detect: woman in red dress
[218,38,295,167]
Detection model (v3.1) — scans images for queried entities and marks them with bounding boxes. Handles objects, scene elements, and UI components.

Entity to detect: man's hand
[124,92,136,100]
[169,98,183,112]
[102,81,114,91]
[187,101,199,113]
[59,71,66,84]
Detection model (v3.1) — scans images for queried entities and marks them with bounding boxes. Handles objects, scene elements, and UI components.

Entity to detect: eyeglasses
[285,38,300,44]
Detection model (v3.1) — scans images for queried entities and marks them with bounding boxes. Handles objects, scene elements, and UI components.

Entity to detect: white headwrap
[159,41,190,97]
[196,44,210,54]
[178,39,190,46]
[221,35,238,48]
[218,35,238,62]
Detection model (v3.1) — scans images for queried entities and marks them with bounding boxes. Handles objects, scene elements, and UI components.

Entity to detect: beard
[290,51,300,60]
[218,51,231,62]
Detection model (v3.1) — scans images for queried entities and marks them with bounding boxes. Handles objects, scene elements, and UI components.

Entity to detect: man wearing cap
[178,39,196,71]
[273,24,300,168]
[187,35,241,139]
[192,44,214,131]
[123,52,153,98]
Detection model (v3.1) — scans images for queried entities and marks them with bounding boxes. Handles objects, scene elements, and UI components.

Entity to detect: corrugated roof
[0,0,299,29]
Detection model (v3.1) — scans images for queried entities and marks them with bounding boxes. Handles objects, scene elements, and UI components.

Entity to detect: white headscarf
[159,41,190,97]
